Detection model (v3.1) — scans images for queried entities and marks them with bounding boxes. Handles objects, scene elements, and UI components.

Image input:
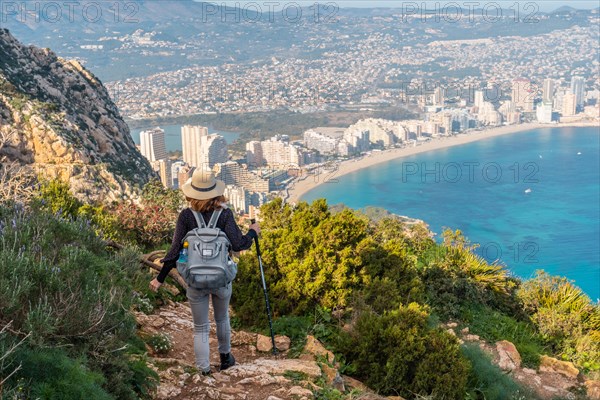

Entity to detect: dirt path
[135,301,365,400]
[135,302,598,400]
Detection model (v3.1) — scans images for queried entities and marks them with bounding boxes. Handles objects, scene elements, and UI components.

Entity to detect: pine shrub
[339,303,469,399]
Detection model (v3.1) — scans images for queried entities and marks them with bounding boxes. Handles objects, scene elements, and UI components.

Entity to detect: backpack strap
[207,209,223,229]
[191,209,206,229]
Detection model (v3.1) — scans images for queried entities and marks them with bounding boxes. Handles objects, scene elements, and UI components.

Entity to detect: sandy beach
[286,120,600,204]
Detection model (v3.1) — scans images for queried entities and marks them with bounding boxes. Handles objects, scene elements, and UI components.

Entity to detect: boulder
[343,375,369,391]
[256,334,291,352]
[585,380,600,400]
[154,384,181,399]
[303,335,335,364]
[231,331,257,346]
[256,334,272,352]
[496,340,521,371]
[539,355,579,379]
[463,334,480,342]
[332,374,345,392]
[149,316,166,328]
[288,386,313,397]
[275,335,291,351]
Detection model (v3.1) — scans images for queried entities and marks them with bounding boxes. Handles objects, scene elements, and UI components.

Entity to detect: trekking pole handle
[250,219,261,256]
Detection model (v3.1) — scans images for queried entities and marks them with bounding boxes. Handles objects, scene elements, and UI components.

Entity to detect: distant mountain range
[1,1,596,82]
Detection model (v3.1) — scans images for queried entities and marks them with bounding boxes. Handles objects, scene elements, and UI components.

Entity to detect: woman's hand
[149,278,162,293]
[249,222,261,235]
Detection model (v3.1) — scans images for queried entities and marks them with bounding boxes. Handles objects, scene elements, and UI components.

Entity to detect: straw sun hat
[181,168,226,200]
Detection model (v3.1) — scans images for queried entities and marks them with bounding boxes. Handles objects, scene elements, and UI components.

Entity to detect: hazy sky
[213,1,599,12]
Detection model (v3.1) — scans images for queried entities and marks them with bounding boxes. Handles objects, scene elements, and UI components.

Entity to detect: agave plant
[459,250,513,296]
[519,271,592,315]
[440,229,513,296]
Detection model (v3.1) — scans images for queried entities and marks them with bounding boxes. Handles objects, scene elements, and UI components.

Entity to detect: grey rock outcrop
[0,28,155,203]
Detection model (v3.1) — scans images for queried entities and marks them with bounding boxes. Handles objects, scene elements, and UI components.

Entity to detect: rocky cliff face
[0,28,155,203]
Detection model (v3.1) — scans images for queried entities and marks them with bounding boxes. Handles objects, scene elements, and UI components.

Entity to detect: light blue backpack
[177,209,237,289]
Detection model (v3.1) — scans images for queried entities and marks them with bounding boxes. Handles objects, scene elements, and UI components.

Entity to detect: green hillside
[1,184,598,399]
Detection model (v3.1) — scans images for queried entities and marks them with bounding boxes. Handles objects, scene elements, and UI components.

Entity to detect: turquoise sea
[303,127,600,300]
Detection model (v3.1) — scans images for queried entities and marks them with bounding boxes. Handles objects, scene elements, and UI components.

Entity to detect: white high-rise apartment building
[512,78,534,112]
[224,185,249,214]
[182,125,208,168]
[543,79,555,105]
[562,93,577,117]
[246,141,264,168]
[152,159,172,189]
[170,161,187,189]
[247,136,304,168]
[433,87,445,106]
[201,135,228,168]
[474,90,485,110]
[304,129,340,154]
[536,102,553,123]
[570,76,585,109]
[140,127,167,163]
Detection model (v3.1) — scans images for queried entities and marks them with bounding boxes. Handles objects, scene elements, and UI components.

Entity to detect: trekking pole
[251,219,277,355]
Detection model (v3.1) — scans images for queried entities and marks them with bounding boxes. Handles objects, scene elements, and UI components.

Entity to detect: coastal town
[104,10,600,219]
[136,72,600,218]
[2,1,600,398]
[107,24,599,117]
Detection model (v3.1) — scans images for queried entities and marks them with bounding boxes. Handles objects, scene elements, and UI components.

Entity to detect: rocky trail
[135,302,599,400]
[135,301,368,400]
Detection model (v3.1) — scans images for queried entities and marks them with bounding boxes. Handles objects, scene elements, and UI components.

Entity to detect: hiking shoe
[219,353,235,371]
[201,369,211,376]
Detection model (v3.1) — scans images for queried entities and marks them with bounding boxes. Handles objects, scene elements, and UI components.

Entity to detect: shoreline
[286,120,600,204]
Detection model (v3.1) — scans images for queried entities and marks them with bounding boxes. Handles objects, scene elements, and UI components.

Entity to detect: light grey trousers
[186,283,232,372]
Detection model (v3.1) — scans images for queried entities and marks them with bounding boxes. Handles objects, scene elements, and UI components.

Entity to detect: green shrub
[518,271,599,372]
[269,308,342,358]
[313,386,345,400]
[0,205,156,399]
[462,344,538,400]
[6,347,112,400]
[33,178,183,249]
[35,179,82,217]
[271,315,313,356]
[339,303,469,399]
[233,199,370,324]
[0,218,133,346]
[34,179,122,242]
[562,333,600,374]
[233,199,424,327]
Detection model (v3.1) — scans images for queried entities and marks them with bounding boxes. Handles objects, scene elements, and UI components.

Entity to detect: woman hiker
[150,168,260,375]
